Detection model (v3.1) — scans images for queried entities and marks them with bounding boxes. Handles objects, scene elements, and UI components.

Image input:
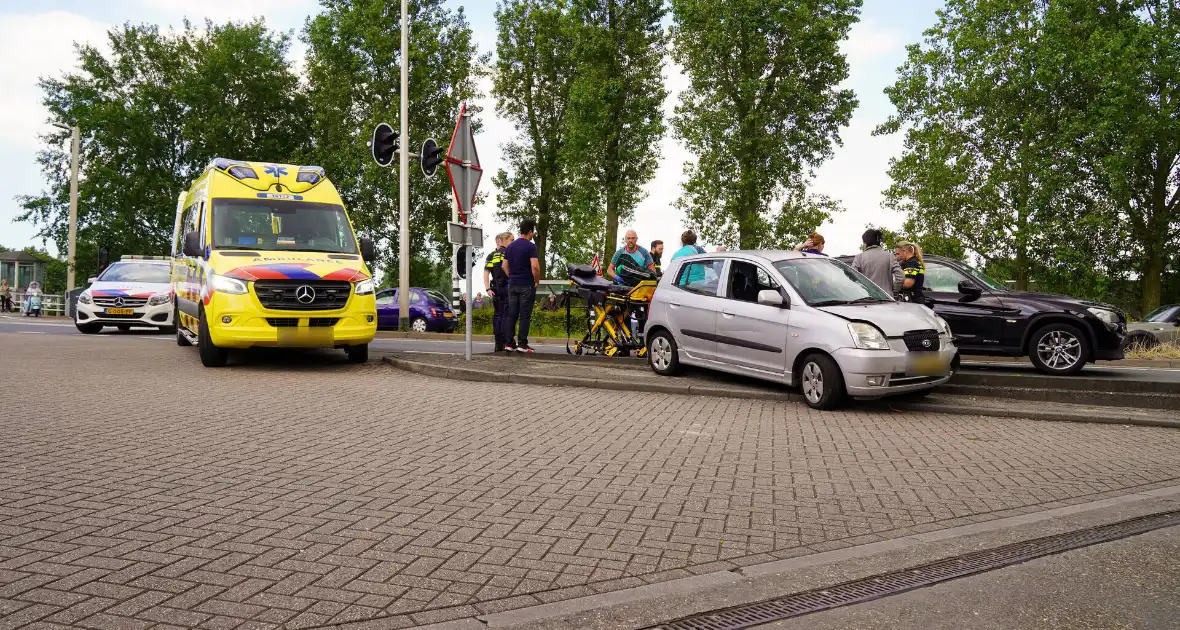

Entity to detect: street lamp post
[398,0,411,331]
[53,123,81,292]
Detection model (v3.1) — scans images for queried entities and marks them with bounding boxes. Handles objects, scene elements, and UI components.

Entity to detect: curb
[379,356,1180,429]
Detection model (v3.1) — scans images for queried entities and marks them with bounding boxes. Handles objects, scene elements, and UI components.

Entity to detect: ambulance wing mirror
[359,237,376,263]
[182,231,202,258]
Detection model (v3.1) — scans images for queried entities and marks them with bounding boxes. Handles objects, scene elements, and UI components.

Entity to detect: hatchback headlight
[1086,307,1120,328]
[209,273,248,295]
[78,292,92,305]
[935,315,953,336]
[354,278,375,295]
[148,292,173,306]
[848,322,890,350]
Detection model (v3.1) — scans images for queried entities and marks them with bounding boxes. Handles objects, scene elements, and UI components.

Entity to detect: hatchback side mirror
[957,279,982,300]
[360,237,376,263]
[182,231,202,258]
[758,289,789,308]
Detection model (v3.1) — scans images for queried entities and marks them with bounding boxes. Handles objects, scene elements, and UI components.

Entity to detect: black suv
[837,254,1127,375]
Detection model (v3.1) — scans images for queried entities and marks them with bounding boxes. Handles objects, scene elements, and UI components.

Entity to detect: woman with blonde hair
[894,241,926,303]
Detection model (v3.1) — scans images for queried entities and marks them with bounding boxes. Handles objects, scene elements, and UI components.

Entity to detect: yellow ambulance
[171,158,377,367]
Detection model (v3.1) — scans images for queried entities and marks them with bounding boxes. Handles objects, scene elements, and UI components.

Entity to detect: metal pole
[397,0,411,331]
[465,246,473,361]
[67,125,80,292]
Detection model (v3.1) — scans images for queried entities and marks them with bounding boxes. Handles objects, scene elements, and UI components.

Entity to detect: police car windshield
[774,258,893,306]
[98,263,171,283]
[211,199,358,254]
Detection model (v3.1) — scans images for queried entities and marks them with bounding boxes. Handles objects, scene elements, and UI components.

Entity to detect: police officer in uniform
[484,232,512,352]
[894,241,926,303]
[650,240,664,277]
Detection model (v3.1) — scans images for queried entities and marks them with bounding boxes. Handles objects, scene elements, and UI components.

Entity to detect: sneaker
[503,343,517,352]
[516,345,535,354]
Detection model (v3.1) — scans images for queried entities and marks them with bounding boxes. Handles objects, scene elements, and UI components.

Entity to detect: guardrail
[7,291,66,316]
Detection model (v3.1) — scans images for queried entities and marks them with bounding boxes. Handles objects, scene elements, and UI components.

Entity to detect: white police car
[75,256,175,333]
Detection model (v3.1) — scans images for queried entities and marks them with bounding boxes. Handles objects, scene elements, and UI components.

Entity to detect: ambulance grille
[254,280,350,311]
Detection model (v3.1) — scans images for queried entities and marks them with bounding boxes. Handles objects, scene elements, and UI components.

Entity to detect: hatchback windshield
[98,263,171,284]
[1143,305,1179,323]
[774,258,893,306]
[211,199,358,254]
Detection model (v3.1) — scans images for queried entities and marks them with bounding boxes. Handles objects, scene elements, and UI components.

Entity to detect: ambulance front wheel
[346,344,369,364]
[198,306,228,368]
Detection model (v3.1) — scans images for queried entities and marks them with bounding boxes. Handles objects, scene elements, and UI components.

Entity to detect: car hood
[818,302,943,336]
[208,251,371,283]
[88,281,171,298]
[1001,290,1119,312]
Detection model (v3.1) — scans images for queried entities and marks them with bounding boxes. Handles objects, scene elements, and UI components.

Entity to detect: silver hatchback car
[645,251,958,409]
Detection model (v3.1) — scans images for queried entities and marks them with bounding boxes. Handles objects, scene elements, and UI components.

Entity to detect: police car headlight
[848,322,890,350]
[78,292,92,305]
[148,293,173,306]
[209,274,248,295]
[354,278,375,296]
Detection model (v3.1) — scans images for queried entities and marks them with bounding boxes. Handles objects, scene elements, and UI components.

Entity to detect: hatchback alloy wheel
[411,317,429,333]
[650,335,673,372]
[802,361,824,404]
[1036,329,1082,370]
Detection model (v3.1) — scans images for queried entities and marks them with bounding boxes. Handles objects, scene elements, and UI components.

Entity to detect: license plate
[444,312,454,318]
[907,353,948,377]
[104,308,134,315]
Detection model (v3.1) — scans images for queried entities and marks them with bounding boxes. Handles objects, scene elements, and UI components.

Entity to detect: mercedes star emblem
[114,297,125,308]
[295,285,316,304]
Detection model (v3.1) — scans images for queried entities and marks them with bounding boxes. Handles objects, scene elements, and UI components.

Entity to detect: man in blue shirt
[607,229,656,284]
[501,218,540,353]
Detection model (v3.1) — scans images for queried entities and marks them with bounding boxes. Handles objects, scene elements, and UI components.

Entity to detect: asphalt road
[4,315,1179,384]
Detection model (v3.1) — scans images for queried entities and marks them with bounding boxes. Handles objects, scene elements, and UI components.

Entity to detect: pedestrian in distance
[650,240,665,276]
[852,228,904,295]
[0,278,11,313]
[794,231,827,256]
[607,229,656,284]
[502,219,540,353]
[483,232,512,352]
[895,241,926,303]
[542,294,559,312]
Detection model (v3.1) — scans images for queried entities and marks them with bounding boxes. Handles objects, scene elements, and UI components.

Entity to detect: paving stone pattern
[3,334,1180,629]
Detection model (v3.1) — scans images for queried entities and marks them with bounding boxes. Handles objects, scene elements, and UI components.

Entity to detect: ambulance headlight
[209,274,248,295]
[354,278,375,296]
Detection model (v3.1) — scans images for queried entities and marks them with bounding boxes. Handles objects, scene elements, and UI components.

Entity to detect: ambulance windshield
[211,199,358,254]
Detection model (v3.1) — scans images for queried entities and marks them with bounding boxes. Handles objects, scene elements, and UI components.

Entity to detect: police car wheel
[197,307,228,367]
[346,344,369,364]
[76,322,102,334]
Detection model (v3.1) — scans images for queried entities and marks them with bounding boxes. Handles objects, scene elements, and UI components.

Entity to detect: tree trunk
[602,193,618,265]
[1140,248,1164,315]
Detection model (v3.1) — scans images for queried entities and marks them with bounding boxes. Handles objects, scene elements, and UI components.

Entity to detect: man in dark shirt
[483,232,511,352]
[650,240,664,276]
[501,218,540,353]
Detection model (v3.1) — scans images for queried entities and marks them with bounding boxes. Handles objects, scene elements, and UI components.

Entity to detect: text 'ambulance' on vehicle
[170,158,378,367]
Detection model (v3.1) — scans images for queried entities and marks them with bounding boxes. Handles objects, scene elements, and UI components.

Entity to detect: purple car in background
[376,288,457,332]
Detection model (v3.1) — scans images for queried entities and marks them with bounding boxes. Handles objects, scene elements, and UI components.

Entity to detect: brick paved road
[3,333,1180,629]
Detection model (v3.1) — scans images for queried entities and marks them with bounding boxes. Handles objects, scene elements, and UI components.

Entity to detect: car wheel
[798,353,845,410]
[1029,323,1089,376]
[346,344,369,364]
[1126,332,1159,352]
[197,307,228,367]
[411,317,429,333]
[117,324,132,332]
[647,330,681,376]
[75,322,102,334]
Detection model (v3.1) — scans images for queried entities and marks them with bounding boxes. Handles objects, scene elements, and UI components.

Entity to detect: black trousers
[491,286,509,346]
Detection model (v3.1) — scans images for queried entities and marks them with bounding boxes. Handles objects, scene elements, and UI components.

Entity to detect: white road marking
[0,318,75,328]
[18,331,46,334]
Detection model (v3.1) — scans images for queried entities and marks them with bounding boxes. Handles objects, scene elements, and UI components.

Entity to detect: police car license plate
[906,353,947,377]
[104,308,134,316]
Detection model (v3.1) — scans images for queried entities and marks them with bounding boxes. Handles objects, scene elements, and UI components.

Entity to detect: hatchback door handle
[721,311,735,318]
[670,302,681,307]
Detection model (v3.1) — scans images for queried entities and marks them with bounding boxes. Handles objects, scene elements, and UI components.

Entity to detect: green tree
[492,0,581,276]
[1045,0,1180,312]
[769,188,843,250]
[565,0,668,263]
[17,20,308,284]
[670,0,860,249]
[304,0,486,269]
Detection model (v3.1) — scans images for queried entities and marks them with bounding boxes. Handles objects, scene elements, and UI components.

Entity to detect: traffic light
[420,138,445,177]
[97,246,109,272]
[455,246,468,280]
[370,122,399,167]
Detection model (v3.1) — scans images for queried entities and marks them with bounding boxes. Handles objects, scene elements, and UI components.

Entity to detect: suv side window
[675,260,724,296]
[925,261,971,293]
[727,260,779,303]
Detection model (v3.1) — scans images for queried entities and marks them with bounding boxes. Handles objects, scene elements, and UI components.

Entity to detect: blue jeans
[506,284,536,347]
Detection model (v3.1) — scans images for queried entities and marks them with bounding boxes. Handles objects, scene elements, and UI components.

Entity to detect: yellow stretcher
[564,264,657,358]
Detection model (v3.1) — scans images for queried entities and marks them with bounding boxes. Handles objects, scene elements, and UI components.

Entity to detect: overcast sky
[0,0,945,291]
